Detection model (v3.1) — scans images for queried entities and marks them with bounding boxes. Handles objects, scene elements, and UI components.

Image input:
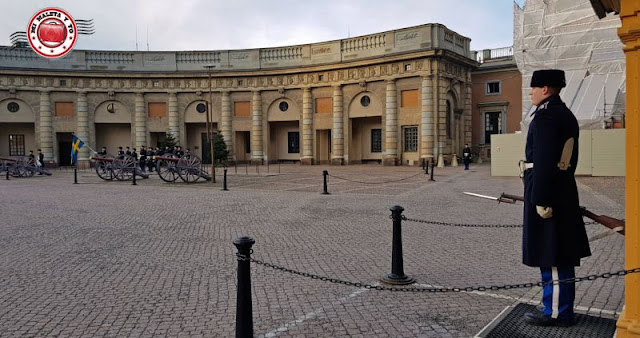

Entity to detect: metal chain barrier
[327,171,423,185]
[240,253,640,293]
[402,215,598,228]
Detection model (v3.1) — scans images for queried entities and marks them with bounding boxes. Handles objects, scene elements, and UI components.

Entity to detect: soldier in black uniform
[131,148,138,161]
[521,69,591,327]
[125,146,132,156]
[117,147,124,156]
[175,146,184,157]
[98,147,107,156]
[146,146,155,173]
[462,144,472,170]
[139,146,147,172]
[37,149,44,168]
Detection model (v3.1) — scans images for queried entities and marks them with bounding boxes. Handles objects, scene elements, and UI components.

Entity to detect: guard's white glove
[536,206,553,219]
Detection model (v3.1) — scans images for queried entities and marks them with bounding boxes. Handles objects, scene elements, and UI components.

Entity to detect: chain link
[401,216,597,228]
[327,172,423,185]
[238,254,640,293]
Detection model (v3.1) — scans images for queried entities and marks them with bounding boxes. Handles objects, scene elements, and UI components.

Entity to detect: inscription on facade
[230,53,249,60]
[396,31,420,43]
[312,47,332,55]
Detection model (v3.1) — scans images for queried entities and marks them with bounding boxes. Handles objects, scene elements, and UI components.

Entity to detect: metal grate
[477,303,616,338]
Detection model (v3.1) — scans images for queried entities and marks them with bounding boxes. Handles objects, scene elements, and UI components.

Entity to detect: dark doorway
[201,132,213,164]
[484,112,502,144]
[57,132,73,166]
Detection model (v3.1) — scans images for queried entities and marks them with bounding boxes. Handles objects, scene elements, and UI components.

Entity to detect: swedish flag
[71,135,85,165]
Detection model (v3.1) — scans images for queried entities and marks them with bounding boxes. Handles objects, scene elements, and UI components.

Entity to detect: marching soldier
[125,146,132,156]
[37,149,44,168]
[139,146,147,172]
[146,146,155,173]
[521,69,591,327]
[98,147,107,156]
[175,146,184,157]
[131,148,138,161]
[117,147,124,156]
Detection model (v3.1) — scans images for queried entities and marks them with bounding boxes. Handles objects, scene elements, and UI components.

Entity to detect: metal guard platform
[475,303,617,338]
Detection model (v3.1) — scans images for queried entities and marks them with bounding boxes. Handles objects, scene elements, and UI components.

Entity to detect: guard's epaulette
[539,101,549,110]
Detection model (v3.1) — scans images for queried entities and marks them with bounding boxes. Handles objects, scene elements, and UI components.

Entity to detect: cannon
[154,154,211,183]
[0,156,51,177]
[91,154,148,181]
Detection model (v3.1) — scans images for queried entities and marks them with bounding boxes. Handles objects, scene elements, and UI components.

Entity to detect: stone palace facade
[0,23,476,166]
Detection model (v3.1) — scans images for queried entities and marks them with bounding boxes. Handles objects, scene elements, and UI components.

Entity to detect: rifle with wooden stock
[464,192,625,235]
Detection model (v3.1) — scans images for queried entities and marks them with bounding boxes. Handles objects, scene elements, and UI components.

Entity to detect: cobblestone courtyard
[0,163,626,337]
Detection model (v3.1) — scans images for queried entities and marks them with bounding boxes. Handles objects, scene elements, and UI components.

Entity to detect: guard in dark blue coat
[522,69,591,327]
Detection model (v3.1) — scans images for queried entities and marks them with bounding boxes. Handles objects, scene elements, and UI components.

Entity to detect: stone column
[384,80,398,166]
[421,76,434,161]
[617,4,640,336]
[251,91,263,164]
[464,81,473,147]
[221,91,233,161]
[134,93,146,149]
[168,92,179,143]
[436,78,453,168]
[39,90,53,162]
[331,85,344,165]
[301,87,313,165]
[76,91,89,161]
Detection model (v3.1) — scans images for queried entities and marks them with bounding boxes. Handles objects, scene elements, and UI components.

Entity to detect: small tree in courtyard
[214,133,229,166]
[164,132,177,149]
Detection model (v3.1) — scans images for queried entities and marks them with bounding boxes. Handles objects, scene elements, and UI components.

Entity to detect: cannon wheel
[177,154,203,183]
[95,155,115,180]
[156,154,179,182]
[113,155,137,181]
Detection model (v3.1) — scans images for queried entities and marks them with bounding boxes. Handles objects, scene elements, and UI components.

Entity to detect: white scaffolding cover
[514,0,625,129]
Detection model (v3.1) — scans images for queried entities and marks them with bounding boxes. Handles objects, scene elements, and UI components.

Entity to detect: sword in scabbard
[463,192,517,204]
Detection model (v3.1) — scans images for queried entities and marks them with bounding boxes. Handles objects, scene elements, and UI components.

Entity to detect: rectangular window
[315,98,332,114]
[8,134,25,156]
[234,101,251,117]
[55,102,74,117]
[401,89,419,108]
[148,102,167,118]
[403,126,418,152]
[371,128,382,153]
[484,112,502,144]
[486,81,501,95]
[287,132,300,153]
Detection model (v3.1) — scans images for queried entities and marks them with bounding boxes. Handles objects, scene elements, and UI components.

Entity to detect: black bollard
[132,169,137,186]
[6,167,9,180]
[429,161,435,181]
[222,168,229,191]
[234,236,255,338]
[381,206,415,285]
[424,159,429,175]
[73,167,78,184]
[422,158,426,171]
[322,170,330,195]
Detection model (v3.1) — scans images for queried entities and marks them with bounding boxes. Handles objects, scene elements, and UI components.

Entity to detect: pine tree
[164,132,177,149]
[214,133,229,166]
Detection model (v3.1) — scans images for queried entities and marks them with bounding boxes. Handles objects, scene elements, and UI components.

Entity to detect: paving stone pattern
[0,163,626,337]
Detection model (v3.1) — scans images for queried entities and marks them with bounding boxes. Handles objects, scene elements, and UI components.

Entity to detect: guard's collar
[530,94,560,116]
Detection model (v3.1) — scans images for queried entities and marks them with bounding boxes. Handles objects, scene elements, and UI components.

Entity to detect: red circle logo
[27,8,77,58]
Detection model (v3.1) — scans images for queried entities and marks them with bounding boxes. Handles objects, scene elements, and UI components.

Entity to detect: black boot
[524,312,576,327]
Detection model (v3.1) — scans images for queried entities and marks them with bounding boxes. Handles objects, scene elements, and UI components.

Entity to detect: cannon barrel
[90,156,116,162]
[154,155,180,162]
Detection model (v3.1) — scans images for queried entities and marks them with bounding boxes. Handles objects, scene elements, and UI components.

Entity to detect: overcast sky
[2,0,525,52]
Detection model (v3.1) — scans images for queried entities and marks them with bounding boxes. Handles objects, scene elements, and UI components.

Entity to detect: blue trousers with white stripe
[540,266,576,319]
